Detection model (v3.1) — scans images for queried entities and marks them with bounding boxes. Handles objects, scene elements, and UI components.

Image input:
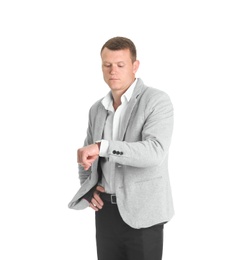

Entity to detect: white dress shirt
[98,79,137,194]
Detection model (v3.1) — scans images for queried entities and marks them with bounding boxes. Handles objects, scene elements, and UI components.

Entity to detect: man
[68,36,174,260]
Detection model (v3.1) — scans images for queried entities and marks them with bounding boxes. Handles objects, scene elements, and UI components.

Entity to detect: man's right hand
[89,186,105,211]
[77,143,100,171]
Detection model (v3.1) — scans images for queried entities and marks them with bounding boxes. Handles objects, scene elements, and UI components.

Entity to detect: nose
[110,65,117,75]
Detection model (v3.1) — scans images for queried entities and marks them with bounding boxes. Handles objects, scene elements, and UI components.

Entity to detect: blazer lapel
[118,79,145,141]
[93,103,108,141]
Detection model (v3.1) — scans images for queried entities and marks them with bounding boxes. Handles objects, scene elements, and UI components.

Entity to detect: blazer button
[120,152,123,155]
[113,150,117,154]
[116,151,120,155]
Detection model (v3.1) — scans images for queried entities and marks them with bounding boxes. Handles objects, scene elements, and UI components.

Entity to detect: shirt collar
[101,78,137,111]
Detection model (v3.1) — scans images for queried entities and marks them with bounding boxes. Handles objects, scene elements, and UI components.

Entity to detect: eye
[118,63,124,68]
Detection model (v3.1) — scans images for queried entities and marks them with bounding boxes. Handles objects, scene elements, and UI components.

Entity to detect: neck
[111,78,136,110]
[112,95,121,110]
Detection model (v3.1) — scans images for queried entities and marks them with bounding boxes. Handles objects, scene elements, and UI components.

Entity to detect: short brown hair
[100,36,137,63]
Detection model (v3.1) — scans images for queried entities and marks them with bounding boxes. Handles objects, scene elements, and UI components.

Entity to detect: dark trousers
[95,201,164,260]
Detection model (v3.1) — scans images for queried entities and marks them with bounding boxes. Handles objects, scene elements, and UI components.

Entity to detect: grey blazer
[68,78,174,229]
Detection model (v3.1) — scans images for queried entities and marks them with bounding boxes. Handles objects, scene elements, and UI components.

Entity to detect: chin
[108,82,120,90]
[109,86,121,91]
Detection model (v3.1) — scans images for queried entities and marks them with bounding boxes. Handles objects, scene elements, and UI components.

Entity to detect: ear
[133,60,140,74]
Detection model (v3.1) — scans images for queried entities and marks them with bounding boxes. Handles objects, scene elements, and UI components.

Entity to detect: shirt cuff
[96,140,109,157]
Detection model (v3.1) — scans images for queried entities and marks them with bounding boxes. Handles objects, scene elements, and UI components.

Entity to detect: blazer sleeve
[107,90,174,168]
[77,107,94,185]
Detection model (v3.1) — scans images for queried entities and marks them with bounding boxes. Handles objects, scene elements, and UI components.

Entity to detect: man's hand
[89,186,105,211]
[77,143,100,170]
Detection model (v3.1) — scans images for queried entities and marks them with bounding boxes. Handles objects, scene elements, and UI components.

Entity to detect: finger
[79,162,92,171]
[77,148,86,164]
[77,149,89,165]
[77,149,81,163]
[83,164,92,171]
[96,185,105,193]
[89,202,99,211]
[91,197,103,209]
[86,156,98,166]
[88,154,98,161]
[81,154,95,167]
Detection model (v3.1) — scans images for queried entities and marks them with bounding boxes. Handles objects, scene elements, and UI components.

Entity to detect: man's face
[101,48,139,93]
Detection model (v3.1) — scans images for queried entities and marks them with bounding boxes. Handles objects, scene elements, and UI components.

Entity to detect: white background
[0,1,246,259]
